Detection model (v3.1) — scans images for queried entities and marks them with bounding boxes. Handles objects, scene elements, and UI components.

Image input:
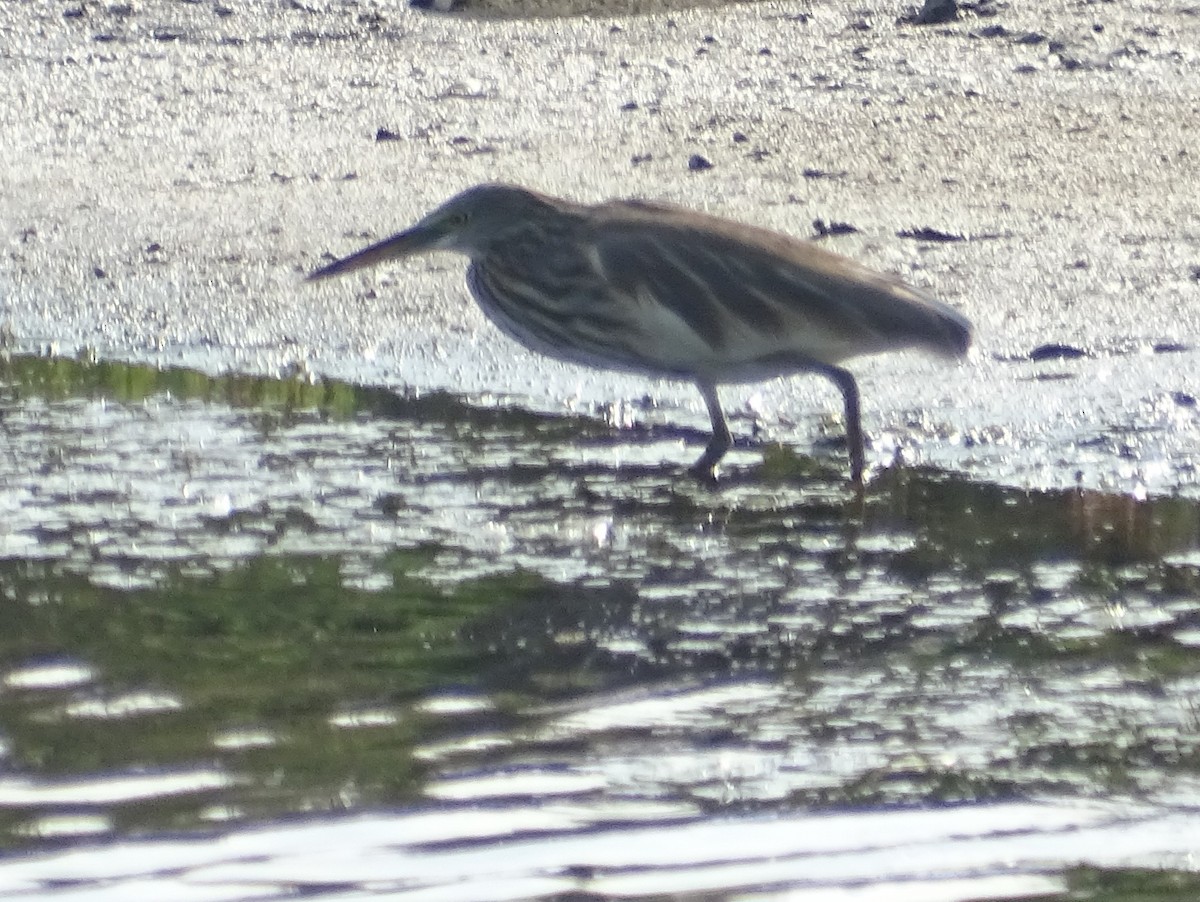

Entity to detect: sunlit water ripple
[1,357,1199,899]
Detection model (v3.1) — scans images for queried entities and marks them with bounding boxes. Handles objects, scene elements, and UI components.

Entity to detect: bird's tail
[891,283,973,360]
[925,300,973,359]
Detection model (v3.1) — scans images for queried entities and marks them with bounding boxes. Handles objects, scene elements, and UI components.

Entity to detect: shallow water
[3,0,1200,895]
[1,354,1199,898]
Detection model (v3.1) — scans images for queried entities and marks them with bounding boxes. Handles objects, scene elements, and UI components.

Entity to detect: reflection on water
[1,353,1199,898]
[3,798,1199,901]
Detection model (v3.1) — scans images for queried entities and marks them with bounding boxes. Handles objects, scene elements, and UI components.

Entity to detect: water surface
[1,354,1198,899]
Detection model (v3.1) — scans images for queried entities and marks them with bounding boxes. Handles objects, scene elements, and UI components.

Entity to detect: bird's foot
[687,441,728,488]
[686,459,721,488]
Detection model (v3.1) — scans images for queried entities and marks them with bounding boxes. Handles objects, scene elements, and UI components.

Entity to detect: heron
[308,183,972,484]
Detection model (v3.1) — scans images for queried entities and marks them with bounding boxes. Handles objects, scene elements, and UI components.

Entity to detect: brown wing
[590,200,972,365]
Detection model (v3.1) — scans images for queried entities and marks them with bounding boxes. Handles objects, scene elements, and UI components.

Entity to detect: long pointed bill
[307,226,438,282]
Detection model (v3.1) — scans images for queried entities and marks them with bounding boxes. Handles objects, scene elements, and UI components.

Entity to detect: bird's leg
[688,380,732,481]
[816,365,864,486]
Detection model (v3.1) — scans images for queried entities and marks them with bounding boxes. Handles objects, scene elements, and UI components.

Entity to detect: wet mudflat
[2,355,1200,899]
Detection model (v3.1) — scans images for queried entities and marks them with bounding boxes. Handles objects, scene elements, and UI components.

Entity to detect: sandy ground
[2,0,1199,493]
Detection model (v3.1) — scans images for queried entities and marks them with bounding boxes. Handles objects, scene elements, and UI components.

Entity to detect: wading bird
[309,184,972,484]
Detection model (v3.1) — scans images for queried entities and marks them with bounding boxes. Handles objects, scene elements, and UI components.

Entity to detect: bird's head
[308,184,556,282]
